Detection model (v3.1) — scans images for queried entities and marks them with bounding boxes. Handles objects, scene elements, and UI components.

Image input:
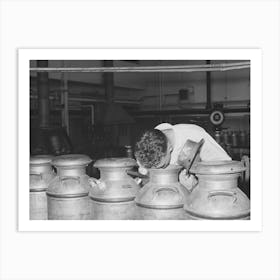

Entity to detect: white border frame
[18,48,262,232]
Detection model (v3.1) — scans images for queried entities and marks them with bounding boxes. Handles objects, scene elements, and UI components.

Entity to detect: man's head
[134,129,173,169]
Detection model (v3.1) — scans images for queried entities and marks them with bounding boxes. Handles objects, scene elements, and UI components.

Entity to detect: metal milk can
[223,131,230,146]
[185,161,250,220]
[231,131,239,147]
[47,154,92,220]
[239,130,248,147]
[135,165,189,220]
[30,155,55,220]
[89,157,140,220]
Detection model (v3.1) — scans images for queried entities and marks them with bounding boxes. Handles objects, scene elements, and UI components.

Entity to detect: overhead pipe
[70,97,140,105]
[30,62,250,73]
[129,107,250,116]
[30,95,140,105]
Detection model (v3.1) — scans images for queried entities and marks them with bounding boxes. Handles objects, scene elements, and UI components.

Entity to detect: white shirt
[155,123,231,163]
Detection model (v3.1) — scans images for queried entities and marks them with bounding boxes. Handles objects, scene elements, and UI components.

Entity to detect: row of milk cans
[30,154,250,220]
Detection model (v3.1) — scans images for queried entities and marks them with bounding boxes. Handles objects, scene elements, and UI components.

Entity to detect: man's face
[157,141,173,168]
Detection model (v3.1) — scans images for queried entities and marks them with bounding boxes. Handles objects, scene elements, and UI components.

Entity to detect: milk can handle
[154,187,179,195]
[59,176,80,184]
[241,155,250,182]
[30,173,43,180]
[207,191,237,203]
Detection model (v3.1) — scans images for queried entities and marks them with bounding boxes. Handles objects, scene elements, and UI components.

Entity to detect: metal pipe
[60,75,65,128]
[30,95,140,104]
[142,95,250,105]
[62,72,70,135]
[30,62,250,73]
[103,60,114,103]
[70,97,140,104]
[206,60,212,109]
[30,95,55,100]
[37,60,50,127]
[81,105,95,125]
[130,107,250,116]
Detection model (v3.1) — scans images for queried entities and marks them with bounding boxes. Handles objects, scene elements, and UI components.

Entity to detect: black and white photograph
[29,59,251,221]
[17,48,262,231]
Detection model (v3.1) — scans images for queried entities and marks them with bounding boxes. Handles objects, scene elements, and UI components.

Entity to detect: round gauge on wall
[209,110,225,126]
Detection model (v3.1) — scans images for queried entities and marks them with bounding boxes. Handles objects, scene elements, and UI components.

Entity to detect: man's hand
[135,161,149,186]
[179,169,198,192]
[139,166,148,176]
[136,160,149,175]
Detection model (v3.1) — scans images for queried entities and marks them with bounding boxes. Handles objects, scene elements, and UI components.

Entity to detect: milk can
[223,131,230,146]
[231,131,239,147]
[135,165,189,220]
[185,161,250,220]
[47,154,92,220]
[89,157,140,220]
[239,131,248,147]
[30,155,55,220]
[214,130,222,145]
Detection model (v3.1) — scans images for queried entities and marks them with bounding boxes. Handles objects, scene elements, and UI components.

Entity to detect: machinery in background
[209,106,250,198]
[209,105,250,161]
[31,60,73,156]
[30,126,72,156]
[209,107,225,147]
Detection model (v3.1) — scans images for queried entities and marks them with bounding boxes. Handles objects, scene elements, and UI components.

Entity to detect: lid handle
[207,190,237,203]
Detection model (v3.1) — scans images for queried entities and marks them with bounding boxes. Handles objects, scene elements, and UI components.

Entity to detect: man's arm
[176,139,203,191]
[177,139,204,171]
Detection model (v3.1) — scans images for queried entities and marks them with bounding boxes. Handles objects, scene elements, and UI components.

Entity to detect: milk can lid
[94,157,136,168]
[30,155,53,165]
[52,154,92,167]
[190,160,246,175]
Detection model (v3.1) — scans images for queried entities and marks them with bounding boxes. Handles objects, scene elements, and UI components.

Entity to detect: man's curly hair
[134,129,168,168]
